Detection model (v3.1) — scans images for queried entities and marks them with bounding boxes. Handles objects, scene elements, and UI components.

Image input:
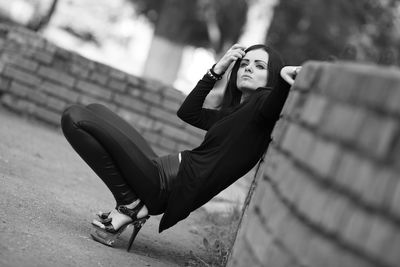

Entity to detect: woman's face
[236,49,269,93]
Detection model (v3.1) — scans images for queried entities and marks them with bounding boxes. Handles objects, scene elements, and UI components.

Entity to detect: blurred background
[0,0,399,94]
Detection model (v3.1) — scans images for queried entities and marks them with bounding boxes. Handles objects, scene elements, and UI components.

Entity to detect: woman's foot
[92,200,148,231]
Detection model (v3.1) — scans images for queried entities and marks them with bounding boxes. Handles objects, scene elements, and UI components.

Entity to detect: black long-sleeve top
[159,73,291,232]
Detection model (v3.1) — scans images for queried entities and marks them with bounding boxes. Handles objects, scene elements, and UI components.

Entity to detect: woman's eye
[240,62,248,67]
[256,65,266,69]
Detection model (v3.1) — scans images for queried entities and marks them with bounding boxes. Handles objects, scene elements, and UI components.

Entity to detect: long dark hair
[219,44,284,113]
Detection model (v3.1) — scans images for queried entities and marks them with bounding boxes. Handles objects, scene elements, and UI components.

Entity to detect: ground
[0,107,238,267]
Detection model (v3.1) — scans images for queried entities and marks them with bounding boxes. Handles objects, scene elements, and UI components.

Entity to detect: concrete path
[0,107,225,267]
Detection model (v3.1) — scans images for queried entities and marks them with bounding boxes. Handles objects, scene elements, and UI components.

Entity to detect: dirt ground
[0,107,229,267]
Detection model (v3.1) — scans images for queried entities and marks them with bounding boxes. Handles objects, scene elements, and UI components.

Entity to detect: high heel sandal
[90,202,150,251]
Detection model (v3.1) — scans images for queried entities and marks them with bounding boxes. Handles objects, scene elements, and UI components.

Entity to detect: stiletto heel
[127,216,149,251]
[90,202,149,250]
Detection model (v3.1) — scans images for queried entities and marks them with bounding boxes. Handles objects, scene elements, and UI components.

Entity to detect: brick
[358,113,398,160]
[89,72,108,85]
[142,130,160,145]
[27,89,47,105]
[70,64,89,78]
[390,178,400,217]
[114,94,148,113]
[358,167,397,210]
[292,60,324,91]
[8,55,38,72]
[163,86,185,101]
[157,136,176,151]
[308,138,340,178]
[127,85,142,98]
[245,217,273,264]
[10,81,31,97]
[142,91,162,105]
[306,236,340,267]
[365,217,396,264]
[280,90,303,119]
[1,94,35,114]
[126,75,142,86]
[108,78,126,92]
[161,97,181,112]
[76,80,112,100]
[321,104,365,143]
[41,81,79,102]
[300,94,328,127]
[264,240,295,267]
[32,50,53,64]
[319,192,353,234]
[316,64,359,101]
[135,116,154,131]
[280,123,301,153]
[0,76,10,91]
[386,81,400,115]
[152,145,173,156]
[290,125,315,164]
[142,78,165,93]
[149,106,181,127]
[4,66,42,86]
[78,94,101,106]
[94,62,110,73]
[271,118,288,145]
[116,108,142,124]
[276,215,312,266]
[342,208,372,248]
[34,106,60,125]
[229,238,263,267]
[45,42,57,53]
[334,152,375,196]
[109,69,126,80]
[259,185,289,232]
[296,180,329,225]
[73,53,95,70]
[38,66,75,87]
[268,153,291,185]
[154,122,188,141]
[46,96,67,112]
[384,232,400,266]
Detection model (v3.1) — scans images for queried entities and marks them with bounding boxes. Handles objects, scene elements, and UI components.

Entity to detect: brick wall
[227,61,400,267]
[0,24,204,156]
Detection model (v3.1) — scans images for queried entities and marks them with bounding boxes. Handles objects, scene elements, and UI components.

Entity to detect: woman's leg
[86,103,157,159]
[61,104,164,215]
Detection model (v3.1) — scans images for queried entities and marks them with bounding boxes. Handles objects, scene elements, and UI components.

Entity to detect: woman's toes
[92,219,105,229]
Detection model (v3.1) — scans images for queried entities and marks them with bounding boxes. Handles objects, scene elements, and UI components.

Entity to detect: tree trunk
[238,0,279,45]
[28,0,59,32]
[142,0,186,85]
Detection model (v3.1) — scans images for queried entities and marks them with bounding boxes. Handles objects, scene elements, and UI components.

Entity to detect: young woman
[61,44,300,250]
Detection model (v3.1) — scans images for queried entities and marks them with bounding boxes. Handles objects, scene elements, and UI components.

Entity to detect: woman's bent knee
[61,104,86,133]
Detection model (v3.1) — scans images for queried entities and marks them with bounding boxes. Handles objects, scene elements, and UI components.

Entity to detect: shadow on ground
[0,107,223,267]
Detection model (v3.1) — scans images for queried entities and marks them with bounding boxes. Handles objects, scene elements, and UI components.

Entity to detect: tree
[266,0,400,66]
[28,0,59,32]
[128,0,247,84]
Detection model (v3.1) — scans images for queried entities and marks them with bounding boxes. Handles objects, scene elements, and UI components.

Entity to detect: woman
[61,44,300,250]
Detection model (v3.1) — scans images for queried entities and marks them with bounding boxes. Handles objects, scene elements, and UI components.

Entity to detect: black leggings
[61,103,168,215]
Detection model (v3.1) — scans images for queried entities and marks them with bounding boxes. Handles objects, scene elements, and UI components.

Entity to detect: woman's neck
[240,91,252,103]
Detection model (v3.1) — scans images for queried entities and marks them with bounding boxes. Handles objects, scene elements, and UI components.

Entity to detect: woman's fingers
[280,66,302,85]
[230,43,246,51]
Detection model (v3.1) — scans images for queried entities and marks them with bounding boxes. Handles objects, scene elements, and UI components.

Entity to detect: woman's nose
[245,65,252,72]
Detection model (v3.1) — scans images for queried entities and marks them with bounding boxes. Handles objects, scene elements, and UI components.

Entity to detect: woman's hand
[280,66,302,85]
[213,44,246,75]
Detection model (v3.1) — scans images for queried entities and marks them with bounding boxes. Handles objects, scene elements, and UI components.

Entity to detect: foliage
[127,0,247,53]
[267,0,400,66]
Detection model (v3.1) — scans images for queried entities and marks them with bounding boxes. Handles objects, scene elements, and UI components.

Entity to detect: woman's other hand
[213,44,247,75]
[280,66,302,85]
